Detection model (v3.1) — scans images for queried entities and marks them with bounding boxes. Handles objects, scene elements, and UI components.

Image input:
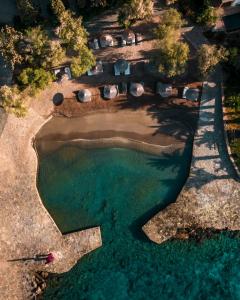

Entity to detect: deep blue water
[37,146,240,300]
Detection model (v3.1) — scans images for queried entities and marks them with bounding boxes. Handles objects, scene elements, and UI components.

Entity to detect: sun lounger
[124,64,130,75]
[64,67,72,79]
[121,37,127,47]
[93,39,99,50]
[114,64,120,76]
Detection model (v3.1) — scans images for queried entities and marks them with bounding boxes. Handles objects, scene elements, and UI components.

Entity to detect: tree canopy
[197,44,228,77]
[0,85,27,117]
[70,46,96,77]
[51,0,66,22]
[154,9,189,77]
[160,8,186,29]
[16,0,39,26]
[0,26,23,70]
[197,6,217,27]
[57,10,88,52]
[118,0,154,28]
[18,67,54,94]
[23,26,65,68]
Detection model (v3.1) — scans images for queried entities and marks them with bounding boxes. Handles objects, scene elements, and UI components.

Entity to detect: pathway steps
[143,72,240,244]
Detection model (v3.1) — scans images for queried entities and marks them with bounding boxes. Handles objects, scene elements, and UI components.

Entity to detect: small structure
[87,61,103,76]
[122,30,135,45]
[103,85,118,99]
[135,33,143,45]
[53,93,64,106]
[77,89,92,103]
[114,59,130,76]
[89,38,100,50]
[53,66,71,81]
[182,87,200,101]
[223,12,240,32]
[130,83,144,97]
[99,34,114,48]
[156,82,172,98]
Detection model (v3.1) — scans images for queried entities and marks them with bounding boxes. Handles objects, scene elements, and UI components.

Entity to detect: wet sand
[35,108,197,156]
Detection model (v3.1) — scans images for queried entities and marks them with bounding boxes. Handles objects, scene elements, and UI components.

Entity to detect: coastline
[143,79,240,244]
[0,97,102,299]
[35,109,192,157]
[0,96,196,299]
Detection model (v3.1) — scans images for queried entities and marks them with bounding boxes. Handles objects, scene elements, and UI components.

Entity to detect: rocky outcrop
[0,95,102,300]
[143,80,240,244]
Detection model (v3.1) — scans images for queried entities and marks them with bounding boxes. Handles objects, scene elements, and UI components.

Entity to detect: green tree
[154,8,189,77]
[118,0,154,28]
[24,26,65,68]
[18,68,54,94]
[0,26,23,70]
[16,0,39,26]
[58,10,88,52]
[155,24,179,43]
[198,44,228,77]
[51,0,66,22]
[160,8,185,29]
[70,46,96,77]
[197,6,217,27]
[156,42,189,77]
[0,85,27,117]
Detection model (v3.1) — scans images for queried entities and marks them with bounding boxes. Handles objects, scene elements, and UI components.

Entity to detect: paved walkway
[143,71,240,243]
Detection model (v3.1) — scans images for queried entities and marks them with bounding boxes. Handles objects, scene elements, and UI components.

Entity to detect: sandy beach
[36,106,198,155]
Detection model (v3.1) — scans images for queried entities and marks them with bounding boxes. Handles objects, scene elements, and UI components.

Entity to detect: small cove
[37,144,240,299]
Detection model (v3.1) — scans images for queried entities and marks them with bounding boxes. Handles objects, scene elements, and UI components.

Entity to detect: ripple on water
[37,146,240,300]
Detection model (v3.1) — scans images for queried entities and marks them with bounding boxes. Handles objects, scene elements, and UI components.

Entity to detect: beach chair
[124,64,130,75]
[121,37,127,47]
[93,39,99,50]
[87,69,93,76]
[64,67,72,79]
[114,64,120,76]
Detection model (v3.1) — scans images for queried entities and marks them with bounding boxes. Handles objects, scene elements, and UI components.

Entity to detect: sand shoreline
[35,109,194,157]
[35,136,184,157]
[0,96,197,298]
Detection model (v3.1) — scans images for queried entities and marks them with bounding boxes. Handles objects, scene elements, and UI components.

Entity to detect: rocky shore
[0,93,102,300]
[143,80,240,244]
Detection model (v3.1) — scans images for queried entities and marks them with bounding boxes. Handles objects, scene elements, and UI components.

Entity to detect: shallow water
[37,146,240,300]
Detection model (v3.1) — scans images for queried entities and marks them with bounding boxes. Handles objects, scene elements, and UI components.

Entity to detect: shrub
[0,85,27,117]
[18,67,54,94]
[70,46,96,77]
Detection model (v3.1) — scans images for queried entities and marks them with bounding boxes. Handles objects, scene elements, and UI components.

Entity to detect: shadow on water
[130,144,192,242]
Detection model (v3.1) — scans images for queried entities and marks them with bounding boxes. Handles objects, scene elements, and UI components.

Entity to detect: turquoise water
[37,146,240,300]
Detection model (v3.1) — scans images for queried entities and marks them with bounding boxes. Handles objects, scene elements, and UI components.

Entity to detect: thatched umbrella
[78,89,92,103]
[103,85,118,99]
[183,87,199,101]
[99,34,114,47]
[156,82,172,98]
[130,83,144,97]
[123,30,135,44]
[53,93,64,106]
